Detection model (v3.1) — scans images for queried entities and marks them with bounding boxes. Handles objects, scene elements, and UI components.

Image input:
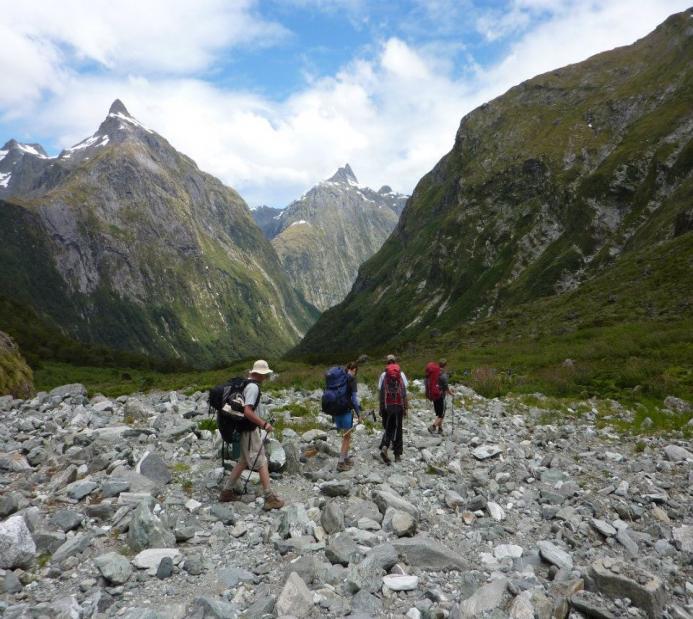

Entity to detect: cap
[386,354,396,363]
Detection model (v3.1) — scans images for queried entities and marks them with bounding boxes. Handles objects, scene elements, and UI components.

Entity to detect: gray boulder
[457,577,509,618]
[49,509,84,532]
[321,501,344,535]
[136,451,172,485]
[52,532,92,564]
[0,514,36,568]
[393,535,467,571]
[276,571,313,617]
[589,558,665,619]
[94,551,133,585]
[126,501,176,552]
[325,532,361,566]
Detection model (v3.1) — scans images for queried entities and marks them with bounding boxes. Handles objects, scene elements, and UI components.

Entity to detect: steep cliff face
[0,101,317,366]
[270,165,408,310]
[295,9,693,355]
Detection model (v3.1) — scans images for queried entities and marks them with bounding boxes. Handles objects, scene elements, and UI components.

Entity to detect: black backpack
[209,378,259,439]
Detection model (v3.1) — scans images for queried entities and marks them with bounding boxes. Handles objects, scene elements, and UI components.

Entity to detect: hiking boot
[394,454,401,463]
[437,427,443,435]
[380,446,391,465]
[262,493,284,511]
[428,424,436,434]
[219,487,242,503]
[337,461,350,472]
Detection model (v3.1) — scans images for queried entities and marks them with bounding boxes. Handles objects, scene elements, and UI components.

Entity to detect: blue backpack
[321,366,350,416]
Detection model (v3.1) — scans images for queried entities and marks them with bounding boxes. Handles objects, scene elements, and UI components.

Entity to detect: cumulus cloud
[0,0,286,107]
[0,0,689,206]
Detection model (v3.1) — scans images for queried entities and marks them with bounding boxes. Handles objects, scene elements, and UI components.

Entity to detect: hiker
[335,361,361,472]
[378,354,408,464]
[426,358,454,434]
[218,360,284,510]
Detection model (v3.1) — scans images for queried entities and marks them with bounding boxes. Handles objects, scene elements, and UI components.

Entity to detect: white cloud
[0,0,689,207]
[0,0,286,107]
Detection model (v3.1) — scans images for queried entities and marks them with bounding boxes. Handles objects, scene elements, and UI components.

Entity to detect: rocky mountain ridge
[295,9,693,355]
[0,380,691,617]
[269,164,408,311]
[0,100,317,366]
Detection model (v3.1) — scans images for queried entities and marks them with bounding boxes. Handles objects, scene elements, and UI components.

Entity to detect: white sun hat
[250,359,273,375]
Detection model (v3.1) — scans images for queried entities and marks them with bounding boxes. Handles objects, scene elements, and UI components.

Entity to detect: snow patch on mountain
[0,172,11,187]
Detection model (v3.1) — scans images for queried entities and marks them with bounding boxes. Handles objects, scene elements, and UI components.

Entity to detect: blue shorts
[334,411,353,430]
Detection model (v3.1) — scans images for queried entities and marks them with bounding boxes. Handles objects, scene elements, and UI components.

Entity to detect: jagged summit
[1,140,48,158]
[327,164,358,185]
[108,99,130,116]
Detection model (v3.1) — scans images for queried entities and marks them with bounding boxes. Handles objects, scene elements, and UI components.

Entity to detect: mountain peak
[328,164,358,185]
[109,99,130,116]
[1,140,48,158]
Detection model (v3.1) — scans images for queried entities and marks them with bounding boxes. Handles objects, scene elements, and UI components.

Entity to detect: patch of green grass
[172,462,191,473]
[274,402,315,417]
[197,418,218,433]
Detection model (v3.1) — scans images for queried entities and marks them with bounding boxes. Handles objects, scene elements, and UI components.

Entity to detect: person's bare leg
[226,460,247,486]
[258,464,271,492]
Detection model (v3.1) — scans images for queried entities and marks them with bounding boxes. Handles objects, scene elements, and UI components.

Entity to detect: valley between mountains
[0,8,692,619]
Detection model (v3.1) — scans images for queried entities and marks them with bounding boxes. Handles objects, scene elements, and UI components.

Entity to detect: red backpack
[383,364,404,406]
[425,362,442,401]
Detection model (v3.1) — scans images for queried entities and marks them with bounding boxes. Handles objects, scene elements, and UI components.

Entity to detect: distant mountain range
[0,100,317,367]
[253,164,408,310]
[295,9,693,356]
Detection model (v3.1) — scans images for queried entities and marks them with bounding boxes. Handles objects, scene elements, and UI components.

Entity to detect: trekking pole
[450,395,455,435]
[243,429,269,495]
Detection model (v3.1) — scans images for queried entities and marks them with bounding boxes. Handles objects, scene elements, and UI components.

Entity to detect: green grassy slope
[294,9,693,357]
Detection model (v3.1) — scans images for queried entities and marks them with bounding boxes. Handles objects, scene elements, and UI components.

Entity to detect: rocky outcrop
[271,164,407,310]
[296,9,693,354]
[0,331,33,399]
[0,101,317,366]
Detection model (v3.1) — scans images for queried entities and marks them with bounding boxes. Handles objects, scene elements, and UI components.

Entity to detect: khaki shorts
[240,428,267,471]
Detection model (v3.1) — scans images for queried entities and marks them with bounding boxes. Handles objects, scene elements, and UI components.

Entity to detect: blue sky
[0,0,688,206]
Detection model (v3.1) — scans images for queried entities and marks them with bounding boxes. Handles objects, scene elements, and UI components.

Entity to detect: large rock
[136,451,172,485]
[0,514,36,568]
[132,548,182,572]
[94,551,133,585]
[472,444,502,460]
[672,525,693,553]
[325,532,361,566]
[345,499,382,526]
[320,479,351,497]
[0,452,32,472]
[126,501,176,552]
[268,439,286,472]
[457,577,508,618]
[52,532,92,564]
[372,490,419,519]
[282,440,301,475]
[537,540,573,570]
[278,503,313,539]
[664,444,693,462]
[276,571,313,617]
[589,558,665,619]
[393,536,466,571]
[49,510,84,532]
[383,574,418,591]
[49,382,86,400]
[383,508,416,537]
[187,596,239,618]
[321,501,345,535]
[346,543,398,593]
[65,479,98,501]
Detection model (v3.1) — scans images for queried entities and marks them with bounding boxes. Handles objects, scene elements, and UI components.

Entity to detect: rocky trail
[0,381,691,618]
